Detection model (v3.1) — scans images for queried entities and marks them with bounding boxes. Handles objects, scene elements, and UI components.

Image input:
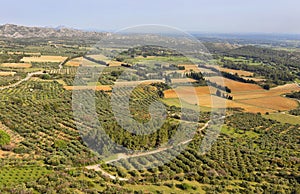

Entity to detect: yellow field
[1,63,32,68]
[170,78,198,84]
[87,54,109,61]
[271,83,299,91]
[164,82,300,113]
[233,83,299,100]
[65,57,103,67]
[203,65,254,77]
[239,96,298,111]
[218,67,253,77]
[65,57,83,66]
[107,61,124,66]
[0,71,16,76]
[7,51,23,55]
[207,76,261,92]
[21,55,67,63]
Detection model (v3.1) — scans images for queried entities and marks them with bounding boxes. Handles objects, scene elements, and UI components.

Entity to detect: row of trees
[216,89,233,100]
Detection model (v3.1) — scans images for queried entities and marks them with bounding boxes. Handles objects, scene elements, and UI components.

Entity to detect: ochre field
[207,76,262,92]
[164,80,300,113]
[0,71,16,76]
[107,61,124,66]
[66,57,111,67]
[21,55,67,63]
[65,57,83,66]
[218,67,254,77]
[1,63,32,68]
[87,54,109,61]
[178,64,254,78]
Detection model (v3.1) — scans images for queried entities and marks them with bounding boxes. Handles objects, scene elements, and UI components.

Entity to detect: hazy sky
[1,0,300,33]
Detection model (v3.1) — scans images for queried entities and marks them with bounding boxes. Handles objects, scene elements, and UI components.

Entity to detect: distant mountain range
[1,23,300,49]
[0,24,108,38]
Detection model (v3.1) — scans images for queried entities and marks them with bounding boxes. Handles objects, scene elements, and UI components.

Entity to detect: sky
[1,0,300,34]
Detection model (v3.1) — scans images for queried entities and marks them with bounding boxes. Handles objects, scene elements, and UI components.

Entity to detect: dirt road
[0,71,44,90]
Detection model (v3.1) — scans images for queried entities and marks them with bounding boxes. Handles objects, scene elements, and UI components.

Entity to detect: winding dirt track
[0,59,68,90]
[0,71,44,90]
[85,118,217,181]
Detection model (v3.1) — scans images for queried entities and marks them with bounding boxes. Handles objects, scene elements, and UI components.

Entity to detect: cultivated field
[65,57,105,67]
[207,76,262,92]
[164,82,300,113]
[21,55,67,63]
[170,78,198,84]
[87,54,109,60]
[65,57,83,66]
[0,71,16,76]
[0,63,32,68]
[263,112,300,125]
[107,61,124,66]
[238,96,298,111]
[218,67,254,77]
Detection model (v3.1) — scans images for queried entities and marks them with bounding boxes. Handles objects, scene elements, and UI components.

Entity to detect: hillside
[0,24,107,38]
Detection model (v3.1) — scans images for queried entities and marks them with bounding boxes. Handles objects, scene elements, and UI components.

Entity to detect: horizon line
[2,23,300,36]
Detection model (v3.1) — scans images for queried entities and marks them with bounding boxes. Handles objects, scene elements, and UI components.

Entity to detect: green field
[263,113,300,125]
[124,56,201,65]
[221,125,260,138]
[223,56,263,66]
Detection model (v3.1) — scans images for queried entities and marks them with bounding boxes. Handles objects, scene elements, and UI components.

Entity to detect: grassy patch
[223,56,263,66]
[221,125,260,138]
[263,113,300,125]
